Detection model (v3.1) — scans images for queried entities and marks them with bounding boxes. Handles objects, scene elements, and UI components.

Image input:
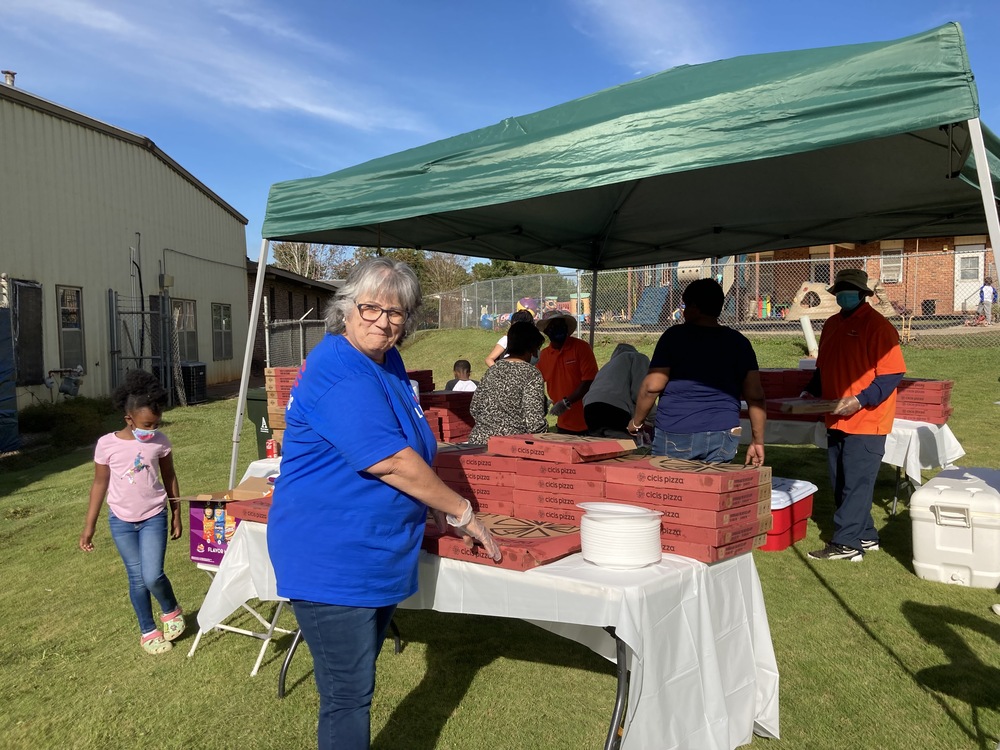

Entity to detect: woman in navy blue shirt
[268,258,500,750]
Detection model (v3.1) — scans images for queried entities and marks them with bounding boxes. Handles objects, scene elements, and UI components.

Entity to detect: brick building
[246,260,341,374]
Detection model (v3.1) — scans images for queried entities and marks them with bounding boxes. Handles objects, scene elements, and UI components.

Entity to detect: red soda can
[265,438,277,458]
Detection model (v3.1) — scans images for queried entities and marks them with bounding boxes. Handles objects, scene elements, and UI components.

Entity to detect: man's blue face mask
[836,290,863,311]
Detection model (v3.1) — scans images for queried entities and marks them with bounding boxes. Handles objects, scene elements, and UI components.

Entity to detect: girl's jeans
[108,508,178,634]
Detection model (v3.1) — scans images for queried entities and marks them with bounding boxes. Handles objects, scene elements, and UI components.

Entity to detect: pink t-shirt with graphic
[94,432,173,523]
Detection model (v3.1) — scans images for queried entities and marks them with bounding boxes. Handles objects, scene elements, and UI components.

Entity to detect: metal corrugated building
[0,80,249,407]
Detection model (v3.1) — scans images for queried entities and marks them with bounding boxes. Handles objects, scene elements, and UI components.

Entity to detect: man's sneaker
[861,539,880,552]
[808,543,863,562]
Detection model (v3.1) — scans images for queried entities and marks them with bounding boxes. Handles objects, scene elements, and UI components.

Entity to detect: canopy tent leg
[229,239,270,489]
[588,269,598,346]
[968,118,1000,262]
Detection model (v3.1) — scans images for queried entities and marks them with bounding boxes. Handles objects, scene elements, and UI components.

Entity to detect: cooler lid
[771,477,819,510]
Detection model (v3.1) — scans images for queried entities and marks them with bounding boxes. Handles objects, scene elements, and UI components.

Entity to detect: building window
[880,249,903,284]
[959,254,980,281]
[12,279,44,385]
[212,303,233,361]
[56,286,86,371]
[172,299,199,362]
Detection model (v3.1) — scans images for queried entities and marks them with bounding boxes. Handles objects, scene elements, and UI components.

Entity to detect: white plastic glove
[549,397,570,417]
[447,499,502,561]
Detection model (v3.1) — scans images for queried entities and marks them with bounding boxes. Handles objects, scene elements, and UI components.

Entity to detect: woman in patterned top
[468,322,548,445]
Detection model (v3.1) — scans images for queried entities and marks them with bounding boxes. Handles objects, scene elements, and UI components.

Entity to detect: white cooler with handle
[911,468,1000,588]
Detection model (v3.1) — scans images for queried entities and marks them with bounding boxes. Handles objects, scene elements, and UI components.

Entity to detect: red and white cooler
[761,477,817,551]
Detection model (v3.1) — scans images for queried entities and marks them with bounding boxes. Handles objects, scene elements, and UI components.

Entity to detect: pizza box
[600,456,771,492]
[603,481,770,510]
[659,514,773,546]
[512,488,602,511]
[655,498,772,529]
[513,474,605,497]
[433,445,520,472]
[661,532,769,563]
[172,476,274,505]
[442,481,514,503]
[771,398,838,414]
[516,460,610,481]
[436,466,516,487]
[513,503,586,526]
[487,433,636,464]
[226,498,272,524]
[422,513,581,571]
[899,378,954,392]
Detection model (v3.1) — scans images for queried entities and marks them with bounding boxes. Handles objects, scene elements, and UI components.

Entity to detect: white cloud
[567,0,719,74]
[1,0,433,138]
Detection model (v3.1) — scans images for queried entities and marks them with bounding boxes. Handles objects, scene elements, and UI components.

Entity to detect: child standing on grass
[79,370,185,655]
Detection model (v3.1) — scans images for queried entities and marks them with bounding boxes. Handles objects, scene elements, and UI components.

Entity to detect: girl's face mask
[836,290,863,311]
[132,427,158,442]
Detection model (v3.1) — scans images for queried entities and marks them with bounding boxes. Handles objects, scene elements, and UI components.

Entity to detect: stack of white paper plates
[579,502,662,570]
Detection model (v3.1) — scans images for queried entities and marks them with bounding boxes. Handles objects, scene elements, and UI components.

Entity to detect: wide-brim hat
[828,268,873,295]
[536,310,577,336]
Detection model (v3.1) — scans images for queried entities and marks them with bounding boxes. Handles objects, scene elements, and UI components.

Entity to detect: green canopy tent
[231,22,1000,485]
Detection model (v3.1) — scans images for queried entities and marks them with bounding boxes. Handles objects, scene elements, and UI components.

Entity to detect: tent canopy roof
[263,23,1000,270]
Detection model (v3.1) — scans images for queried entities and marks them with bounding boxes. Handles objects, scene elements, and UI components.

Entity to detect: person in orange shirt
[535,310,598,434]
[804,269,906,562]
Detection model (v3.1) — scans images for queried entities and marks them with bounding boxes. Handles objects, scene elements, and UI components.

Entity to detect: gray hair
[325,257,422,340]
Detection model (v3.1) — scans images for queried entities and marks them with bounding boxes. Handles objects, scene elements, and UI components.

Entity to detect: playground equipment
[784,281,896,321]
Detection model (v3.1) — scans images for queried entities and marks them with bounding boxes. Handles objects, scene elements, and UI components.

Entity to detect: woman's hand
[448,500,502,561]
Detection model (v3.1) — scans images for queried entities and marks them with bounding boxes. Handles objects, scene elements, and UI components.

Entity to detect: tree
[271,242,351,280]
[470,259,560,281]
[422,252,471,294]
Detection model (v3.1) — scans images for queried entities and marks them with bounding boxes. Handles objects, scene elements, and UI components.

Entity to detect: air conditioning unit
[179,361,207,405]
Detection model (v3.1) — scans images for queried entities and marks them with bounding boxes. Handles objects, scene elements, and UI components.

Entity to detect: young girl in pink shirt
[79,370,185,654]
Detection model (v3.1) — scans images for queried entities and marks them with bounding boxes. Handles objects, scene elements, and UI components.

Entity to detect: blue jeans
[107,509,178,634]
[828,430,885,550]
[652,430,739,463]
[292,600,397,750]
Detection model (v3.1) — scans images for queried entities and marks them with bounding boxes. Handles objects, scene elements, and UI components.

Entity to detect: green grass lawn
[1,328,998,749]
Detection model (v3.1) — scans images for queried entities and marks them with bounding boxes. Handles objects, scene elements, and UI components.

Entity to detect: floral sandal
[141,631,172,655]
[161,607,185,642]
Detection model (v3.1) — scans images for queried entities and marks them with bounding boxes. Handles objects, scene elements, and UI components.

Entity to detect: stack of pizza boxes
[406,369,436,396]
[894,378,954,425]
[598,456,773,563]
[420,390,475,441]
[426,434,772,569]
[264,366,301,435]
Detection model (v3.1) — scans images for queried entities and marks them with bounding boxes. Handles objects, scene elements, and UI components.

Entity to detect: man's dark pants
[827,429,885,550]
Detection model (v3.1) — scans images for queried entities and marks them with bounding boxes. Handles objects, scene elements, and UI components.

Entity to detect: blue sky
[3,0,999,261]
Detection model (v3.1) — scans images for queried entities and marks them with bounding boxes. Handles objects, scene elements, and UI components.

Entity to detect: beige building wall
[0,86,248,407]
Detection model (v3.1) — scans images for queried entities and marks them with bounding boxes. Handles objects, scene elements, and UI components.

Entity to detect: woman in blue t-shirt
[267,258,501,750]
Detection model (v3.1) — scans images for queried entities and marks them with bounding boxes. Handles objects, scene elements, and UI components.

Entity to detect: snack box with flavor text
[422,513,581,571]
[659,514,773,546]
[184,476,273,564]
[604,481,770,510]
[601,456,771,492]
[661,532,769,564]
[487,433,636,464]
[761,477,817,551]
[513,474,605,497]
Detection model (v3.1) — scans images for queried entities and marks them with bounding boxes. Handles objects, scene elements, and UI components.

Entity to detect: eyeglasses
[356,303,408,325]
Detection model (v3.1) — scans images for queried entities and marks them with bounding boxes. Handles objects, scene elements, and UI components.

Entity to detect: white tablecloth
[739,417,965,485]
[197,521,779,750]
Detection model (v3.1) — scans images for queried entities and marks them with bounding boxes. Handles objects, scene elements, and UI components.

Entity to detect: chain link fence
[432,248,1000,348]
[265,319,326,368]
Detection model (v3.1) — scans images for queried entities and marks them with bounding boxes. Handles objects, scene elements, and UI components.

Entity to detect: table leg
[603,626,630,750]
[892,466,914,516]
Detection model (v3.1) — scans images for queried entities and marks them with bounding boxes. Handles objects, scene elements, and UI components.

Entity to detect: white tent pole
[968,118,1000,259]
[229,238,270,489]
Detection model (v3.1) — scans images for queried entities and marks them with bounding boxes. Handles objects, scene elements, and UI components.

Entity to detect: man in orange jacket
[535,310,598,434]
[805,269,906,562]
